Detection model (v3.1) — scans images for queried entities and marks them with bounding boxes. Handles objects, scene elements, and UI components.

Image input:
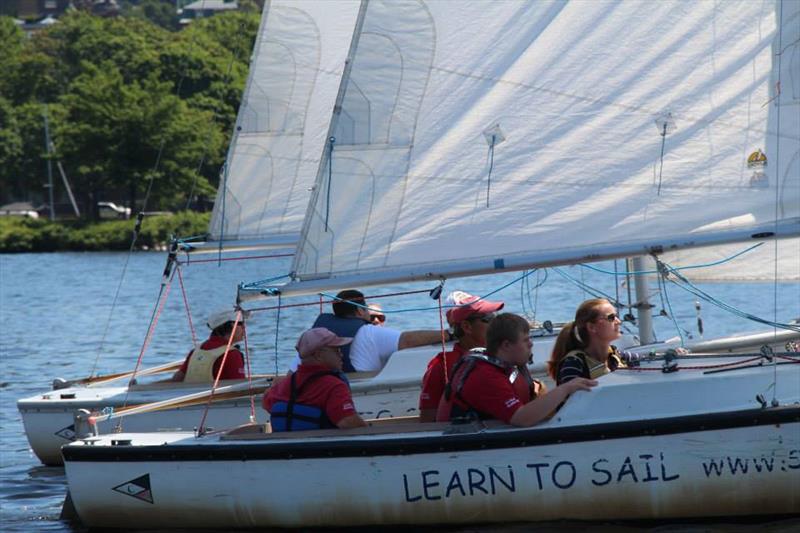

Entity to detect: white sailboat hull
[63,359,800,528]
[20,330,797,465]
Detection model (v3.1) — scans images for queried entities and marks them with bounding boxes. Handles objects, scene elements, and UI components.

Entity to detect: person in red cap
[417,291,505,422]
[436,313,596,426]
[264,328,367,431]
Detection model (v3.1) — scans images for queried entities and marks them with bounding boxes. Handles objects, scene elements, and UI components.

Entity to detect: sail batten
[280,0,799,294]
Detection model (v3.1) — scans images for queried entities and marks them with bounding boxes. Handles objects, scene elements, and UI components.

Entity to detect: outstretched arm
[509,378,596,427]
[398,330,447,350]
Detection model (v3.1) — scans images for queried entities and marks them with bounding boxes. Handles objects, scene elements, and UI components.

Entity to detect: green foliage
[0,8,260,220]
[0,212,211,252]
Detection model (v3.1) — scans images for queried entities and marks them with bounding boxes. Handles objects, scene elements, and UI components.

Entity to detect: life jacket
[312,313,369,372]
[269,371,349,432]
[561,347,626,380]
[184,343,240,383]
[444,349,533,421]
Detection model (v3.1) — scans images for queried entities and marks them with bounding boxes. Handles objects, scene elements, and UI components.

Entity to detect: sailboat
[17,0,415,466]
[61,0,799,528]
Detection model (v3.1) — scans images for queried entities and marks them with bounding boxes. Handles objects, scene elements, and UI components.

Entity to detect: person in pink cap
[417,291,505,422]
[264,328,367,431]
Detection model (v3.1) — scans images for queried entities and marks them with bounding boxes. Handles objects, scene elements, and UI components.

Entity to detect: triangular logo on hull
[54,424,76,441]
[112,474,154,504]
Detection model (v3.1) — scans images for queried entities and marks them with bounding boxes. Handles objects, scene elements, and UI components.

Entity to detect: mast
[631,256,655,344]
[42,106,55,222]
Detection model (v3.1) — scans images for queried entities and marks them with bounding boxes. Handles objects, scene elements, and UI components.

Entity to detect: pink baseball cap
[296,328,352,358]
[446,291,505,325]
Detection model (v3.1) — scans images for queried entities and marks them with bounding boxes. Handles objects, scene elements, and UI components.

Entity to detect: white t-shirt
[349,325,402,371]
[289,325,402,372]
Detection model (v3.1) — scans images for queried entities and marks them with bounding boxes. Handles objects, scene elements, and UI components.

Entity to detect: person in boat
[436,313,596,426]
[547,298,627,385]
[418,291,507,422]
[368,303,386,326]
[264,327,367,431]
[172,309,249,383]
[310,289,448,372]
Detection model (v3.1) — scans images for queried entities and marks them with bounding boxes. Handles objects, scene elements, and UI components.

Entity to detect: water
[1,251,798,531]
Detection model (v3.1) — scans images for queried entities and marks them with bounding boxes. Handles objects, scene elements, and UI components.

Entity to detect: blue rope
[580,243,765,276]
[657,266,685,346]
[486,135,496,208]
[658,259,800,333]
[316,270,542,316]
[240,273,292,290]
[552,267,618,304]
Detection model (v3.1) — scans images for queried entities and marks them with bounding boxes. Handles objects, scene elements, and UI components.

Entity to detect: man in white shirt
[310,289,449,372]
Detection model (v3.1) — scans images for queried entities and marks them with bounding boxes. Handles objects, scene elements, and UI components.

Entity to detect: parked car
[0,202,41,219]
[97,202,131,219]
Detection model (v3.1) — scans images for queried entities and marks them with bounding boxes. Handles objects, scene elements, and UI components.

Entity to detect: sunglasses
[370,314,386,323]
[468,313,495,323]
[603,312,619,322]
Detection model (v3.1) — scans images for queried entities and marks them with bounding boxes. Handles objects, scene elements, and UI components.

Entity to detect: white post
[632,256,655,344]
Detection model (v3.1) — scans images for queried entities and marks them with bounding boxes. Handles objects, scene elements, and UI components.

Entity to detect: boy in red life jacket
[436,313,596,426]
[264,328,367,432]
[172,309,249,383]
[418,291,505,422]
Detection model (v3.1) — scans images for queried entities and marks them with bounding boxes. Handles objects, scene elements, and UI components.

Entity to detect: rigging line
[185,17,252,223]
[657,266,685,346]
[486,135,496,208]
[656,122,668,195]
[114,266,177,433]
[274,293,282,377]
[198,310,244,435]
[552,267,618,304]
[318,271,543,315]
[177,253,293,265]
[771,0,786,405]
[90,7,229,375]
[242,318,256,423]
[579,242,766,276]
[325,137,335,232]
[660,260,800,332]
[176,264,198,348]
[437,293,449,384]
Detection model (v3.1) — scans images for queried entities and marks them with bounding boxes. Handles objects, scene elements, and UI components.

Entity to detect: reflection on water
[1,252,798,532]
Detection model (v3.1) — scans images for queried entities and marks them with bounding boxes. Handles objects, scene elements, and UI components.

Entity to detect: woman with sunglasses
[547,298,626,385]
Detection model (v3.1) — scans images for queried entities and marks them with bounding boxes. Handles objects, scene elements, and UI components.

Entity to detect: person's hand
[532,379,548,397]
[565,377,597,393]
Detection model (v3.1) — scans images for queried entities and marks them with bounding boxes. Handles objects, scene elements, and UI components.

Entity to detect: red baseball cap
[296,328,352,358]
[445,291,505,325]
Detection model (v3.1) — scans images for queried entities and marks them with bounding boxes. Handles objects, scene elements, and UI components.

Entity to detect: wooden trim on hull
[63,405,800,462]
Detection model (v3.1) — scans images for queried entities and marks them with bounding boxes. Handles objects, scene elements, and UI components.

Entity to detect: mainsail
[207,0,361,248]
[254,0,798,297]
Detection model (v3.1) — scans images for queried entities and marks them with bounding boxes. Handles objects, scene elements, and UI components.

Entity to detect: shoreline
[0,212,210,253]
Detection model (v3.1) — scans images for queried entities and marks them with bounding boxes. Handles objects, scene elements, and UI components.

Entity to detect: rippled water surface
[1,251,797,531]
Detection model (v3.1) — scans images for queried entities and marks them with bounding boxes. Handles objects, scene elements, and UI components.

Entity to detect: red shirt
[263,364,358,425]
[178,336,245,380]
[436,358,531,423]
[419,343,469,411]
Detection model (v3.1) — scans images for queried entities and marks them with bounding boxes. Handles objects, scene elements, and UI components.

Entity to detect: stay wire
[114,266,176,432]
[198,310,243,435]
[771,0,785,404]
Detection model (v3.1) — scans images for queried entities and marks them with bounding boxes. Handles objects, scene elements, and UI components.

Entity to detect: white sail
[207,0,361,246]
[269,0,799,297]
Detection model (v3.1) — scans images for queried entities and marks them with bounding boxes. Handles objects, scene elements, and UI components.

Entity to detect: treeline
[0,211,211,252]
[0,5,261,221]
